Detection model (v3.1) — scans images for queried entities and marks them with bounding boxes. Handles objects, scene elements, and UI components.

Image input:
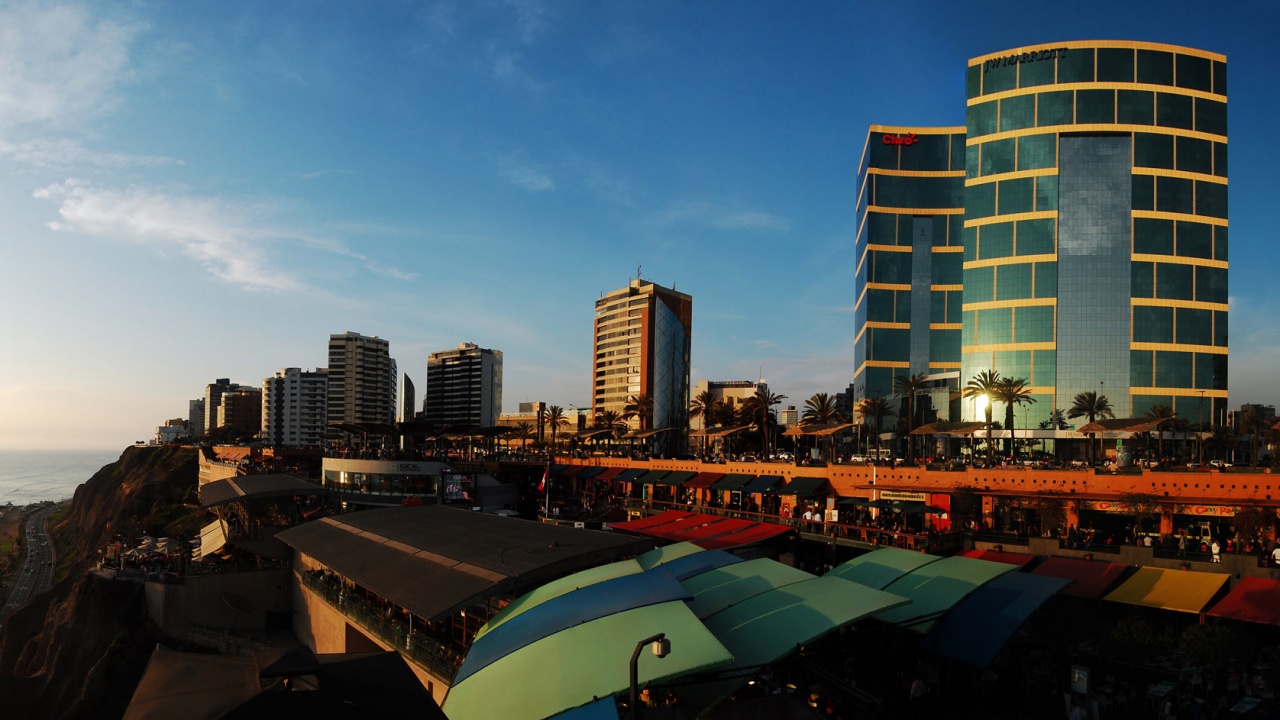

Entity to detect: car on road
[1208,459,1233,469]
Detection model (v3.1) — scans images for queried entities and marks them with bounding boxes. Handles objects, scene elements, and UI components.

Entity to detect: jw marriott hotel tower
[855,41,1228,428]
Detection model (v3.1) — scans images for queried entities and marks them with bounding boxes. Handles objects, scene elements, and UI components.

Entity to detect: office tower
[593,279,691,449]
[963,41,1226,424]
[262,368,329,447]
[854,126,966,416]
[425,343,503,427]
[189,399,205,438]
[203,378,242,434]
[327,332,395,438]
[398,372,416,423]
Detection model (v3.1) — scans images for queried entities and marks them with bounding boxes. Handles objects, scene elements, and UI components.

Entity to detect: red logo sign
[882,132,918,146]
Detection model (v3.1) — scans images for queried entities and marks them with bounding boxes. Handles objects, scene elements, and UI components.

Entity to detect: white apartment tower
[263,368,329,447]
[425,343,503,427]
[327,332,395,438]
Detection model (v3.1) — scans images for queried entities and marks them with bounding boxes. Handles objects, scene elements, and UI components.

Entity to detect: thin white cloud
[0,138,179,170]
[656,202,789,232]
[495,151,554,191]
[0,4,142,130]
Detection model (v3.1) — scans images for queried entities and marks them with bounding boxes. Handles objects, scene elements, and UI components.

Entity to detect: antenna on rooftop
[636,264,643,281]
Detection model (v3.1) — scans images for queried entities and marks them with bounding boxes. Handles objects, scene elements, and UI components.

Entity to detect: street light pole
[629,632,670,720]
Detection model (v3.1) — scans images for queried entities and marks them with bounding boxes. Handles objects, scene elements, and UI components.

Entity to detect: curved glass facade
[959,41,1228,425]
[854,126,966,401]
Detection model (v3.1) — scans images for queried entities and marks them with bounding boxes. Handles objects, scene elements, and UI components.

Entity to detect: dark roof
[633,470,671,485]
[910,421,989,436]
[709,474,755,491]
[615,468,647,482]
[742,475,783,494]
[200,474,325,508]
[275,506,652,621]
[1077,417,1170,434]
[784,422,855,437]
[655,470,698,487]
[777,476,831,498]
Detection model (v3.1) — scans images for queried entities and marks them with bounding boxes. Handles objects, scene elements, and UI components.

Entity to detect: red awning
[665,517,754,542]
[595,467,625,481]
[960,549,1038,567]
[610,511,695,532]
[610,510,793,551]
[698,523,793,551]
[1030,556,1130,598]
[684,472,724,489]
[1206,577,1280,626]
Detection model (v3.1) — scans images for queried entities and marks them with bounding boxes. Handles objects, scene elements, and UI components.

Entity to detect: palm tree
[544,405,568,455]
[1240,408,1266,467]
[624,393,654,431]
[993,376,1036,461]
[802,392,846,462]
[513,422,535,452]
[689,390,716,429]
[1207,425,1238,463]
[594,410,629,452]
[1143,404,1175,463]
[893,372,930,463]
[855,396,896,458]
[742,387,787,458]
[1067,391,1115,465]
[964,370,1002,464]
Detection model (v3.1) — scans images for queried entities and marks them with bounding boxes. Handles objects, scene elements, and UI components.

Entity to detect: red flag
[537,464,548,492]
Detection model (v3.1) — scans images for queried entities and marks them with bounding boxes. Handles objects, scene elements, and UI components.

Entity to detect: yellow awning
[1104,567,1229,614]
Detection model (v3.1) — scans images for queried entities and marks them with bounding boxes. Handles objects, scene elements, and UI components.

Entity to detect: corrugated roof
[875,556,1016,633]
[275,506,651,621]
[920,572,1071,668]
[200,473,325,508]
[828,547,943,590]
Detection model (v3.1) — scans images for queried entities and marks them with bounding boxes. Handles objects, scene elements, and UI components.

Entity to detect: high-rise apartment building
[203,378,244,434]
[398,372,417,423]
[593,279,691,446]
[855,41,1228,428]
[262,368,329,447]
[188,398,205,438]
[327,332,395,437]
[424,343,503,427]
[217,388,263,437]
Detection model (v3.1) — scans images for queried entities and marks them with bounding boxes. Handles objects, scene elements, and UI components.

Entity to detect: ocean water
[0,449,123,505]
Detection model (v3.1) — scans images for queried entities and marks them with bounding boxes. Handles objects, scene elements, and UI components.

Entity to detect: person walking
[1177,531,1188,559]
[1211,538,1222,563]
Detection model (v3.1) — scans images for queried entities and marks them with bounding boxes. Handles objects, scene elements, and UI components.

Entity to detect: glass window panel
[1017,134,1056,171]
[866,212,897,245]
[872,250,911,284]
[1214,226,1228,262]
[1137,50,1174,85]
[980,222,1014,260]
[1131,350,1153,387]
[1034,175,1058,212]
[867,289,895,322]
[1134,133,1174,169]
[931,329,961,363]
[1016,219,1055,256]
[1058,47,1094,83]
[965,266,994,303]
[1176,136,1213,175]
[998,177,1034,215]
[1198,97,1228,136]
[1000,94,1036,132]
[1034,262,1057,298]
[967,182,996,219]
[984,61,1017,94]
[949,133,966,172]
[1213,142,1228,178]
[980,138,1016,176]
[966,64,982,100]
[1213,311,1228,347]
[1176,307,1212,345]
[1134,306,1173,343]
[1037,91,1074,126]
[1176,54,1212,92]
[1019,57,1055,88]
[969,100,998,137]
[1155,263,1193,301]
[1133,218,1173,255]
[1131,261,1154,298]
[1212,61,1227,96]
[931,251,962,285]
[994,351,1031,380]
[1196,181,1227,219]
[930,291,946,323]
[1097,48,1135,82]
[932,215,950,248]
[1116,90,1155,125]
[1176,221,1212,259]
[977,307,1013,345]
[1156,93,1194,130]
[1196,266,1227,304]
[864,367,893,399]
[868,139,898,170]
[996,263,1032,301]
[871,328,911,361]
[963,310,977,346]
[963,226,978,261]
[1156,176,1194,213]
[947,290,963,324]
[948,214,963,247]
[874,175,962,209]
[1155,351,1192,388]
[1194,353,1216,390]
[895,289,911,322]
[1132,175,1154,211]
[900,133,951,171]
[966,143,981,179]
[1076,89,1116,124]
[1015,305,1054,343]
[1033,350,1056,387]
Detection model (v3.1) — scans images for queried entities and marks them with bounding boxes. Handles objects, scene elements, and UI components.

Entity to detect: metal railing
[300,571,460,682]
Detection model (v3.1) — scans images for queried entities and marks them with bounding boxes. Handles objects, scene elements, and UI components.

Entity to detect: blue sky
[1,1,1277,450]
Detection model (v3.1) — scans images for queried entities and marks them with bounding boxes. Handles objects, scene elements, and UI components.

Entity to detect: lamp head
[651,637,671,658]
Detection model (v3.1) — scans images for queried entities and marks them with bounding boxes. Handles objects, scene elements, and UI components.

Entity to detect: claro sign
[882,132,918,146]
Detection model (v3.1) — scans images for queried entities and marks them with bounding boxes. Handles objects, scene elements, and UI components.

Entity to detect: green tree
[1207,425,1238,463]
[624,393,654,431]
[544,405,568,454]
[1144,404,1175,463]
[993,376,1036,460]
[855,396,896,458]
[893,372,930,463]
[1240,408,1266,468]
[741,387,787,457]
[689,390,716,427]
[964,370,1002,464]
[802,392,846,462]
[593,410,628,451]
[1067,391,1115,465]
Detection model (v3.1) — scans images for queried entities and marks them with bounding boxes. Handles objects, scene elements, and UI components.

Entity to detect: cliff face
[0,445,202,719]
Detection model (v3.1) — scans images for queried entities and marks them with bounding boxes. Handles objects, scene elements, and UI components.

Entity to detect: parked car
[1208,459,1233,469]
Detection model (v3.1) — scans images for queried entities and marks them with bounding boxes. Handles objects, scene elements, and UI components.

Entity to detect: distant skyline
[2,1,1278,450]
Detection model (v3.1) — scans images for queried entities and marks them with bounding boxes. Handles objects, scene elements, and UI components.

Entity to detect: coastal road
[0,505,58,626]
